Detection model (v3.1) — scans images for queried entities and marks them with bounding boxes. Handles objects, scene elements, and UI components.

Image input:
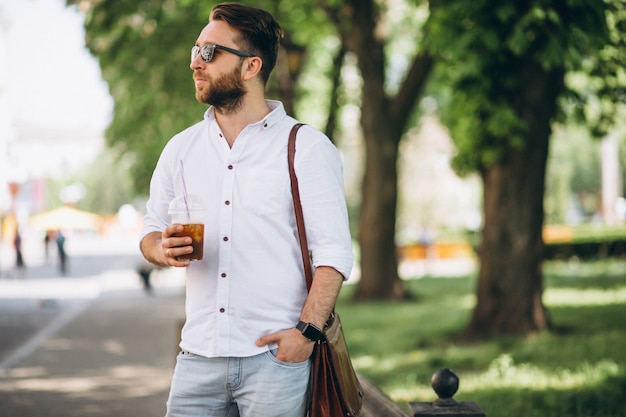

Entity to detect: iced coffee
[172,223,204,261]
[168,195,206,261]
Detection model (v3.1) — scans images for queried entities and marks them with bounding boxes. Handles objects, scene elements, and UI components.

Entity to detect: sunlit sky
[2,0,112,132]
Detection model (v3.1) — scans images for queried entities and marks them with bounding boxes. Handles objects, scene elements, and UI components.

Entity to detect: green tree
[323,0,434,299]
[427,0,626,337]
[76,149,136,215]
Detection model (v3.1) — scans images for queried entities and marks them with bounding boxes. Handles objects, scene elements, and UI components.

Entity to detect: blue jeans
[165,350,311,417]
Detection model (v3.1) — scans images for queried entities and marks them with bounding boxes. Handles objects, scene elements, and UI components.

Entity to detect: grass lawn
[337,259,626,417]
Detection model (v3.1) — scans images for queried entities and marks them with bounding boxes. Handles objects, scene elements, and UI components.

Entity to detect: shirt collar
[203,100,286,129]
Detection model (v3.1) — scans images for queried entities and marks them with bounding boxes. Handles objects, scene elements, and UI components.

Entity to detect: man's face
[191,21,248,112]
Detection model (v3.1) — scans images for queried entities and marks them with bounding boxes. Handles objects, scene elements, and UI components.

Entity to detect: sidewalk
[0,231,476,417]
[0,266,186,417]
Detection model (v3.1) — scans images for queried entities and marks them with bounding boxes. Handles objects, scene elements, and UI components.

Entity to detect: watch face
[298,321,322,341]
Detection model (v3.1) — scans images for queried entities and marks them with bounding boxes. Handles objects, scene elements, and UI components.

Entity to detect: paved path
[0,232,475,416]
[0,234,186,417]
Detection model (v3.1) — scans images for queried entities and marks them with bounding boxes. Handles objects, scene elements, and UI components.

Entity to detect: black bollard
[408,369,485,416]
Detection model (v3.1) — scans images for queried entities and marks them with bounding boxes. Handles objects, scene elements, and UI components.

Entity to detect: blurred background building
[1,2,111,206]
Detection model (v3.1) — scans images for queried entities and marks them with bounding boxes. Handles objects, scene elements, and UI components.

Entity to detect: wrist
[296,320,323,342]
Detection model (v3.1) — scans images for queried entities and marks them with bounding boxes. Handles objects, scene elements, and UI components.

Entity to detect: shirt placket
[215,131,246,352]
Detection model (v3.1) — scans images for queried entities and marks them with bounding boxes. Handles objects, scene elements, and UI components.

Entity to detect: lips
[193,72,208,87]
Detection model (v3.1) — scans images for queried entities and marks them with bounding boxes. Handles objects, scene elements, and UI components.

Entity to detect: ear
[241,56,263,81]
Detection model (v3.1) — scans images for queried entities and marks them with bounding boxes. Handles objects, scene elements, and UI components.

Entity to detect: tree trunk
[324,46,346,140]
[465,61,564,338]
[355,123,406,299]
[342,0,408,300]
[468,157,550,337]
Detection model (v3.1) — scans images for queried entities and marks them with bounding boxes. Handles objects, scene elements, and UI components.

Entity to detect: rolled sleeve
[294,126,354,280]
[140,138,178,241]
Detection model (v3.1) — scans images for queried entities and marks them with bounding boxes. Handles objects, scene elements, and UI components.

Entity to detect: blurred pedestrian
[56,230,67,275]
[43,230,53,263]
[136,260,155,294]
[419,223,437,275]
[13,227,25,277]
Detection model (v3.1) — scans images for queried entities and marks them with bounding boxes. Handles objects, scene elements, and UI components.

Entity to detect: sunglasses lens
[200,44,214,62]
[191,45,215,63]
[191,46,199,62]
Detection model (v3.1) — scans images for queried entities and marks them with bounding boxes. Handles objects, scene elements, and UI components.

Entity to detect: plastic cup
[168,195,206,261]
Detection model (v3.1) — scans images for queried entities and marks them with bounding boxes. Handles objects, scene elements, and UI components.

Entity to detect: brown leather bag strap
[288,123,313,292]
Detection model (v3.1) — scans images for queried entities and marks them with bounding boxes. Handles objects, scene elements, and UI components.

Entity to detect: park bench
[359,373,410,416]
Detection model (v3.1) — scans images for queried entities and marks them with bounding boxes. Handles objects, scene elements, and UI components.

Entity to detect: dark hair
[211,3,283,85]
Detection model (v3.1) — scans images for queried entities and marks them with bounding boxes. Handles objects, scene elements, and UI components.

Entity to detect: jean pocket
[266,349,310,368]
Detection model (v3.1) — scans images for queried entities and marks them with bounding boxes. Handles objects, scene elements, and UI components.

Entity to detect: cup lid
[168,195,205,213]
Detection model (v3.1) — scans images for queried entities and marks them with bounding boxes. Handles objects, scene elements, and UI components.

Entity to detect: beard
[195,63,246,113]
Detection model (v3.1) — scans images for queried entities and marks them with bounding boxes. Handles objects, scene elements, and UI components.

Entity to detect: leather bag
[288,123,364,417]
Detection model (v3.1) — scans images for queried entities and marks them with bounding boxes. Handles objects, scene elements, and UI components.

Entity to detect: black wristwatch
[296,320,323,342]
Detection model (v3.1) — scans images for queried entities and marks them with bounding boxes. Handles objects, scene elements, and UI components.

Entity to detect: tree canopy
[425,0,626,337]
[428,0,625,176]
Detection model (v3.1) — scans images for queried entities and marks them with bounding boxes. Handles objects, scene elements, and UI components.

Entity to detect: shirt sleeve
[140,139,177,241]
[293,126,354,280]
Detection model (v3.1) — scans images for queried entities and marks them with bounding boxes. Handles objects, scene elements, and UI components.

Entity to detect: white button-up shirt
[141,101,353,358]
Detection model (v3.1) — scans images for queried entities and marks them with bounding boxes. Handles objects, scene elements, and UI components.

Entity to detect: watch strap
[296,320,323,342]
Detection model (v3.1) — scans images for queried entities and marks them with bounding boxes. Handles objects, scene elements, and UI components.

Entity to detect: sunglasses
[191,43,255,63]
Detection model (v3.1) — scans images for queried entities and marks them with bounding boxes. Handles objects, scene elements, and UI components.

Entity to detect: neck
[215,96,271,147]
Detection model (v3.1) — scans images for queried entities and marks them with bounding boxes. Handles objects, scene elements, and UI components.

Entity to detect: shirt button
[227,164,233,170]
[219,308,225,313]
[225,200,230,205]
[221,273,227,278]
[223,236,229,242]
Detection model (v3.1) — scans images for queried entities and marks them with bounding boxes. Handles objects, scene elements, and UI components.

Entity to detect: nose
[190,54,203,71]
[189,57,199,71]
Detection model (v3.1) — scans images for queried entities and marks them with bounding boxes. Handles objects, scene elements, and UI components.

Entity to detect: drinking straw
[179,160,191,222]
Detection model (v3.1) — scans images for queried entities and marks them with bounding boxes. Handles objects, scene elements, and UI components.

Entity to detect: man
[139,3,353,416]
